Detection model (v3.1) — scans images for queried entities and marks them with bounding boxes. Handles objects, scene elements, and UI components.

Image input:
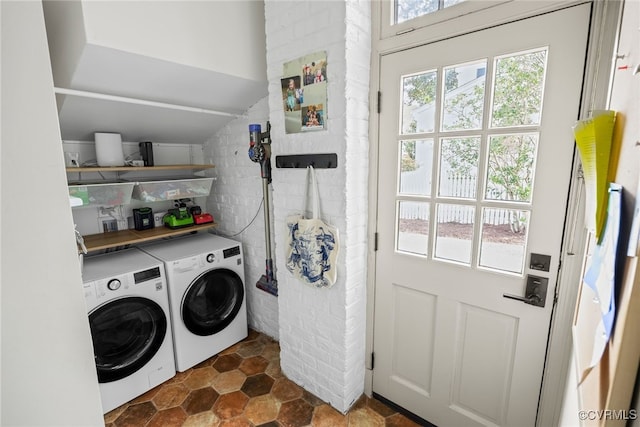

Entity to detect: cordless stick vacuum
[248,122,278,296]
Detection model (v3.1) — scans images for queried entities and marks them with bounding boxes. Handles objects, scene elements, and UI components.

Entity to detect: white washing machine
[82,248,176,414]
[140,233,248,372]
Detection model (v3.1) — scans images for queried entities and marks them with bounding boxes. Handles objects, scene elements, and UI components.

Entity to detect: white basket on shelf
[68,181,135,208]
[131,177,214,202]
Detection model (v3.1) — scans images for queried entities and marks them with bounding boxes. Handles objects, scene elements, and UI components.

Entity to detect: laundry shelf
[66,164,214,173]
[80,223,217,253]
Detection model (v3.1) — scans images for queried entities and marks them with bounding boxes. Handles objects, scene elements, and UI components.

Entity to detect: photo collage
[281,51,327,134]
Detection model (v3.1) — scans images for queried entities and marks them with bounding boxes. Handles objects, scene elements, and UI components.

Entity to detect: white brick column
[265,0,371,413]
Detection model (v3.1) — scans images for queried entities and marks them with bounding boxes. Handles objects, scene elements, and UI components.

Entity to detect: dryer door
[182,268,244,336]
[89,296,168,383]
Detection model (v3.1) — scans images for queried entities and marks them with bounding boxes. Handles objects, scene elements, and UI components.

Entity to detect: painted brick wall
[203,97,280,340]
[264,0,371,413]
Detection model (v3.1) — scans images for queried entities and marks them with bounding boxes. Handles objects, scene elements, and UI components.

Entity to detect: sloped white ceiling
[56,44,266,143]
[44,1,267,145]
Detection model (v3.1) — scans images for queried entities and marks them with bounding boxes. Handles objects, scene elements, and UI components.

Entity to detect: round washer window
[182,268,244,336]
[89,296,167,383]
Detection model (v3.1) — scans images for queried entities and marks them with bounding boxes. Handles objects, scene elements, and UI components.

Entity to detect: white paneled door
[372,5,590,426]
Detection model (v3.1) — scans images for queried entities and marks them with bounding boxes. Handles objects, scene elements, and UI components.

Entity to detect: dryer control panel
[223,246,241,258]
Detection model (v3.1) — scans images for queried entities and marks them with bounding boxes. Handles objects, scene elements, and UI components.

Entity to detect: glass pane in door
[485,133,538,202]
[396,0,467,24]
[399,139,434,196]
[438,137,480,198]
[441,61,487,131]
[397,201,430,256]
[479,208,529,273]
[490,49,548,128]
[434,203,474,264]
[397,0,438,23]
[402,70,438,134]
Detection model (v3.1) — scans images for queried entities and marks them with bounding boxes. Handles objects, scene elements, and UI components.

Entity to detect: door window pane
[434,203,474,264]
[441,61,487,131]
[479,208,529,273]
[397,201,430,256]
[438,137,480,198]
[400,139,434,196]
[485,133,538,202]
[396,0,467,24]
[402,71,438,134]
[491,49,548,128]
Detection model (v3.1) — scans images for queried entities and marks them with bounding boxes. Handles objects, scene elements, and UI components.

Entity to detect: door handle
[503,275,548,308]
[503,293,543,305]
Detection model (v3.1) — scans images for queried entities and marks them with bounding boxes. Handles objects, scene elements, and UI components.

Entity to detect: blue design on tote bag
[286,221,337,287]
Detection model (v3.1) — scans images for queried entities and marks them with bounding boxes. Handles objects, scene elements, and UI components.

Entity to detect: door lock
[503,275,548,308]
[529,253,551,272]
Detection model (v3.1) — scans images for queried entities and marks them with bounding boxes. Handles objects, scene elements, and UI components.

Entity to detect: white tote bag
[285,166,339,288]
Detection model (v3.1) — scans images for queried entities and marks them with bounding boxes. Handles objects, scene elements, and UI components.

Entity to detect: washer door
[89,296,167,383]
[182,268,244,336]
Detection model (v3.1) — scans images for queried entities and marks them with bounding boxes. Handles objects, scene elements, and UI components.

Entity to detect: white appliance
[82,248,176,414]
[140,233,248,372]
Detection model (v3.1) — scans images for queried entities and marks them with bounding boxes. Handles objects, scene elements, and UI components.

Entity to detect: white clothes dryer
[82,248,176,414]
[140,233,247,372]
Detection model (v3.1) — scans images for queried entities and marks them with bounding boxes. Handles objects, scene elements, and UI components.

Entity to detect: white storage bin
[68,181,135,207]
[131,178,214,202]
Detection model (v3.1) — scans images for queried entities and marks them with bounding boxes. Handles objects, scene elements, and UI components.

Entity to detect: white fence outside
[399,171,516,225]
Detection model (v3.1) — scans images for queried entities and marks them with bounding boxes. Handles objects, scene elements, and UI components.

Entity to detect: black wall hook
[276,153,338,169]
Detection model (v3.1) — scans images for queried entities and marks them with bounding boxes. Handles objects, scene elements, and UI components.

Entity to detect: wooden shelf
[66,164,214,173]
[81,223,217,252]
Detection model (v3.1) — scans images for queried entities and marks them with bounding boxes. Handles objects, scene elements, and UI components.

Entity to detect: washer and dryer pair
[82,233,247,413]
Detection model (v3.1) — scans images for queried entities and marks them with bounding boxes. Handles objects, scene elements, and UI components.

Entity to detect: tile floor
[104,329,421,427]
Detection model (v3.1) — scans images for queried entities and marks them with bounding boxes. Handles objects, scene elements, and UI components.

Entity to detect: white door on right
[372,4,590,426]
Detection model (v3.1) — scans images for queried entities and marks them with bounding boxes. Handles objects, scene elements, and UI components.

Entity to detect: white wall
[40,0,86,89]
[81,0,267,82]
[264,0,371,413]
[1,1,104,425]
[204,97,280,340]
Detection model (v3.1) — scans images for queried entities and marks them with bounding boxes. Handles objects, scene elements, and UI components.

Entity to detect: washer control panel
[83,265,165,306]
[107,279,121,291]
